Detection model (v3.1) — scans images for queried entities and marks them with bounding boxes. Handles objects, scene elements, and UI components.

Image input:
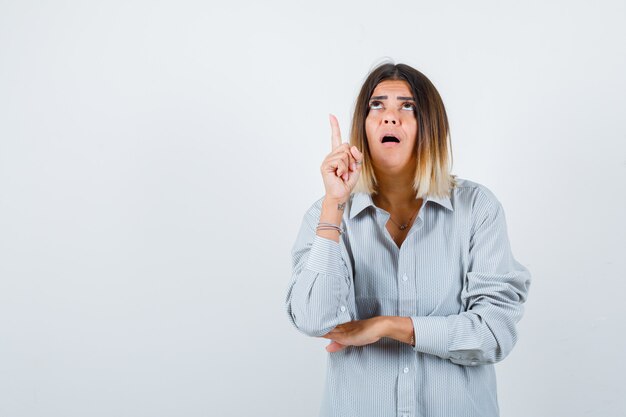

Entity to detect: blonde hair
[350,63,457,198]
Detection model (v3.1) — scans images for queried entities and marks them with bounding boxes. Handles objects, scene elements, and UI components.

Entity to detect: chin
[376,156,409,167]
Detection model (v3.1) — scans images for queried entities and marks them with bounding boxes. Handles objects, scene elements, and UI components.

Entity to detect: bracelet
[318,222,342,227]
[316,227,343,235]
[410,331,415,347]
[316,222,344,235]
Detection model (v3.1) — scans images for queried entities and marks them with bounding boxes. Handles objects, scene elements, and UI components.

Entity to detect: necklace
[388,203,421,231]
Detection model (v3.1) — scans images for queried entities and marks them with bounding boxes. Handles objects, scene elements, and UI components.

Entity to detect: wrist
[377,316,414,345]
[323,196,347,210]
[375,316,393,339]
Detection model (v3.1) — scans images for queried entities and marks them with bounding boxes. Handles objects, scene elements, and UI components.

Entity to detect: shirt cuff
[410,316,449,358]
[304,235,344,276]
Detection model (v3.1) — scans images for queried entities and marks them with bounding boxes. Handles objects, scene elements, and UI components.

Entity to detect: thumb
[326,341,348,353]
[350,146,363,161]
[346,159,362,189]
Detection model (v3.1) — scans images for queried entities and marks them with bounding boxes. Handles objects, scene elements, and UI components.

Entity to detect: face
[365,79,418,174]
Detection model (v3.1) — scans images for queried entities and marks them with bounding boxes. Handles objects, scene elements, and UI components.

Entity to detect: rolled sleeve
[305,235,345,276]
[410,316,449,358]
[285,199,353,337]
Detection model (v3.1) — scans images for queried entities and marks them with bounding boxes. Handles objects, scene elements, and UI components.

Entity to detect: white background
[1,1,625,416]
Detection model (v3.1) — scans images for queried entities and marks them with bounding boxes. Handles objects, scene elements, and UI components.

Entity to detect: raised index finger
[329,114,342,150]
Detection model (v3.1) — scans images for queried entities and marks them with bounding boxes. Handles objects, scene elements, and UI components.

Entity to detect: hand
[321,114,364,202]
[320,317,383,353]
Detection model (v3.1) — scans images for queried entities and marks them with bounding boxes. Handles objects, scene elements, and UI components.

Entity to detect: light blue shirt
[285,178,531,417]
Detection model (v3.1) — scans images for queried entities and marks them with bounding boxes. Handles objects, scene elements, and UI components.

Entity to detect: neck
[372,169,420,209]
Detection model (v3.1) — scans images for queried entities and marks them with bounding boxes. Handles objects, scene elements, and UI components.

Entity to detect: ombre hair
[350,62,457,198]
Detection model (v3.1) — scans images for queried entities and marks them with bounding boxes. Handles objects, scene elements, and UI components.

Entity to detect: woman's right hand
[321,114,363,202]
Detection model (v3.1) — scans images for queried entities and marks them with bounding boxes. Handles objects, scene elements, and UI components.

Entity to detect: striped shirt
[285,177,531,417]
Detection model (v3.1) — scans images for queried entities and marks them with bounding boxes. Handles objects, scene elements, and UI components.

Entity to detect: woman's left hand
[320,317,385,353]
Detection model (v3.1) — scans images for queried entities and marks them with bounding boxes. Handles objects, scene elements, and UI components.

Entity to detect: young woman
[285,63,531,417]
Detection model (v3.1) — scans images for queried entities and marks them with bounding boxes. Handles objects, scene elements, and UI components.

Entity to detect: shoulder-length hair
[350,63,457,198]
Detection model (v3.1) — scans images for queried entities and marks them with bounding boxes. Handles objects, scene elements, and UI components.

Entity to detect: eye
[369,100,383,110]
[402,102,416,111]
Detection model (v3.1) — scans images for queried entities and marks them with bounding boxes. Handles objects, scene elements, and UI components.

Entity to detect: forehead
[370,79,412,98]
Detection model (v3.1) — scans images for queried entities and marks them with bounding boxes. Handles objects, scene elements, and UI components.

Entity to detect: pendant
[400,225,407,230]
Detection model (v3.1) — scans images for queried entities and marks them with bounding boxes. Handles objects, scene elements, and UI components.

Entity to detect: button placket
[397,243,416,417]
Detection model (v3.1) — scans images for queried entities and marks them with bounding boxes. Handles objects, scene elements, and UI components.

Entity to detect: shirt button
[403,367,409,373]
[340,306,346,312]
[402,274,408,282]
[470,361,477,366]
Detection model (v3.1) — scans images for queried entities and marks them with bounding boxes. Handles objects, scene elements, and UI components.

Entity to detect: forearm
[317,197,347,242]
[377,316,415,346]
[288,267,353,336]
[287,198,354,336]
[377,314,500,363]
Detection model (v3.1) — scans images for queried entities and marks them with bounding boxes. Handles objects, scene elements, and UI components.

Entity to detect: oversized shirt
[285,178,531,417]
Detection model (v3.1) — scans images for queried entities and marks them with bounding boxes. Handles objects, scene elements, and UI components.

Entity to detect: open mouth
[381,135,400,143]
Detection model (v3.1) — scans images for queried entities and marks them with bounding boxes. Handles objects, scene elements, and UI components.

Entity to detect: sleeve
[284,199,354,337]
[410,190,531,366]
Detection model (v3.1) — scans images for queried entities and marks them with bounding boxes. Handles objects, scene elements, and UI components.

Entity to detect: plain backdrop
[1,1,625,416]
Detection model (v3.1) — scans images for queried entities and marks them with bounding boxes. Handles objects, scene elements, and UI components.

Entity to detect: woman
[285,63,531,417]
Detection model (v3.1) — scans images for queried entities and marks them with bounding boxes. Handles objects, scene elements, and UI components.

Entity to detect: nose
[383,110,398,125]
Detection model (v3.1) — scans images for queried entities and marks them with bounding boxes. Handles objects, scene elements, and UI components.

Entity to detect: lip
[379,132,402,144]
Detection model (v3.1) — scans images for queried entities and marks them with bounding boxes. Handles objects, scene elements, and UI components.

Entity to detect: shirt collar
[349,192,453,219]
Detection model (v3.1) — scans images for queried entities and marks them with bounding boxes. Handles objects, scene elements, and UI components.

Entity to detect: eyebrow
[370,95,416,101]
